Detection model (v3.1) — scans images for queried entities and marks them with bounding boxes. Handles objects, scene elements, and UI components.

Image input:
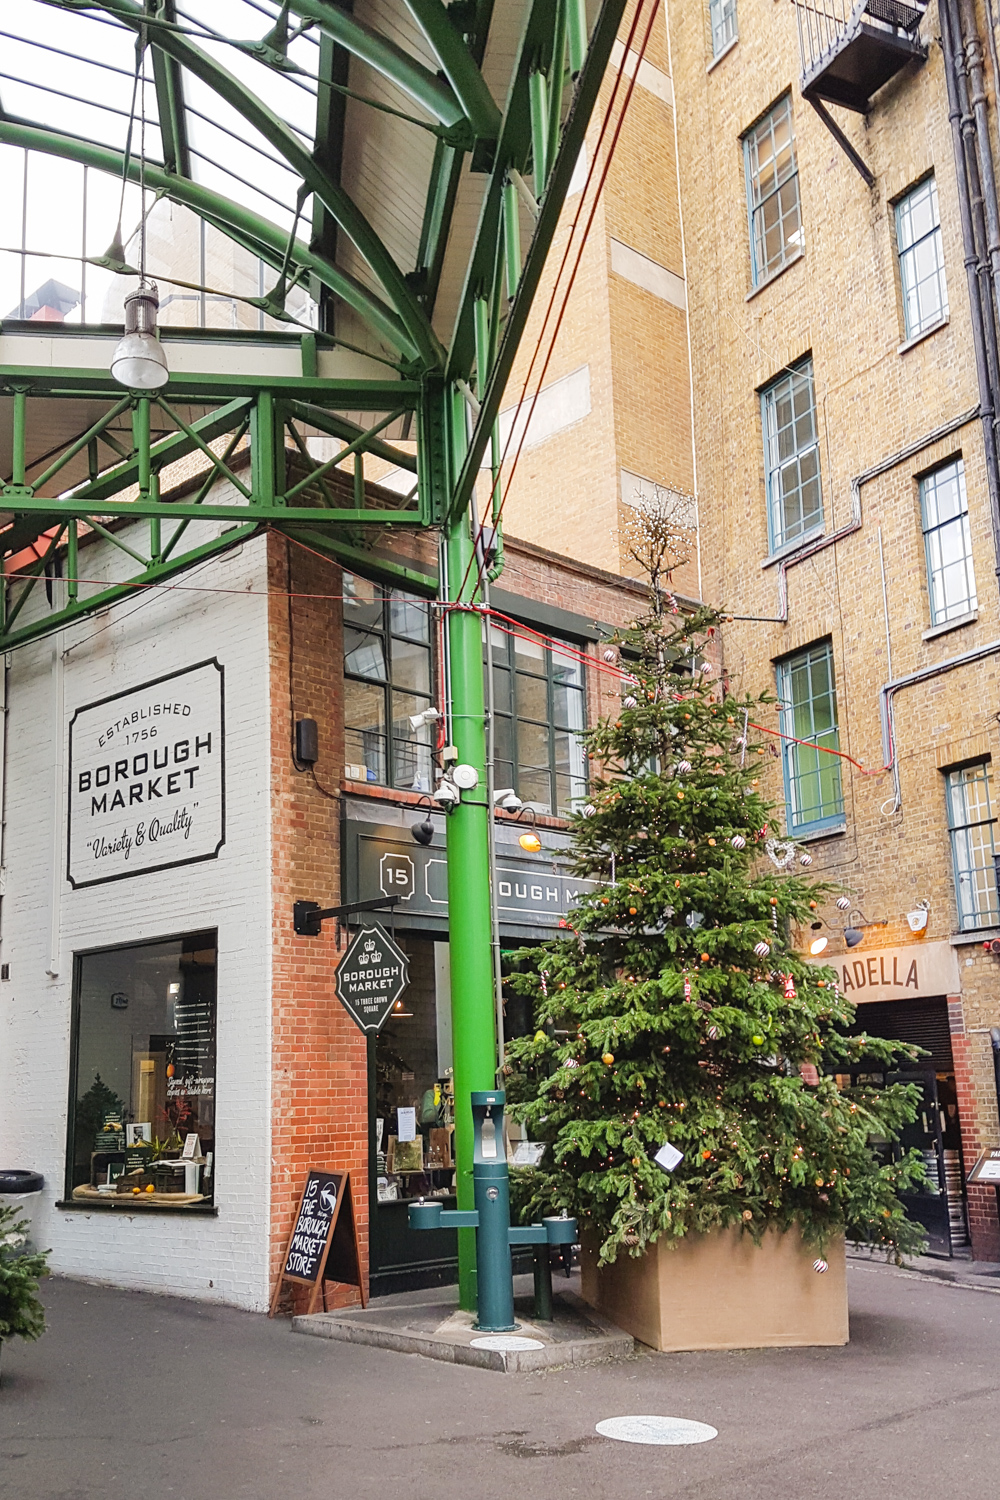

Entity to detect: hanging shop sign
[351,824,597,936]
[967,1149,1000,1185]
[67,659,225,888]
[268,1170,365,1315]
[334,922,409,1032]
[809,939,960,1002]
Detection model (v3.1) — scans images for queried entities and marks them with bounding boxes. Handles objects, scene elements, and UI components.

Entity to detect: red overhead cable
[457,0,661,604]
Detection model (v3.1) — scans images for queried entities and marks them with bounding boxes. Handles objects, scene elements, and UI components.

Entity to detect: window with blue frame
[761,358,823,553]
[710,0,737,57]
[896,176,948,341]
[743,95,802,287]
[920,458,977,626]
[946,762,998,930]
[776,641,844,835]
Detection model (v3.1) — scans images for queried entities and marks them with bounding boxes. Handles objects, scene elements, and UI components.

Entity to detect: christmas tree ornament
[603,647,617,662]
[765,837,796,869]
[675,760,692,775]
[836,896,851,911]
[500,603,929,1275]
[799,853,813,867]
[813,1258,829,1274]
[624,695,637,709]
[654,1141,683,1171]
[754,942,770,958]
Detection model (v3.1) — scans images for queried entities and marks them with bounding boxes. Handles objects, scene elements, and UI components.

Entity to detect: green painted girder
[280,0,469,132]
[149,0,191,177]
[47,0,444,371]
[1,495,421,525]
[0,364,419,406]
[403,0,501,141]
[449,0,627,522]
[0,119,417,361]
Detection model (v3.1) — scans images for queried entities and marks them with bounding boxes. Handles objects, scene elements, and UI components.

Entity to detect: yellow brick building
[667,0,1000,1257]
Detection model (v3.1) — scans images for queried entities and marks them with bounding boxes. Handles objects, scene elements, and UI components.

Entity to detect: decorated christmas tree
[504,600,926,1266]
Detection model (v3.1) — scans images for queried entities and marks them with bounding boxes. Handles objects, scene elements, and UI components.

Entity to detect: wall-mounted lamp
[409,796,436,846]
[408,706,441,731]
[843,908,888,949]
[906,899,930,934]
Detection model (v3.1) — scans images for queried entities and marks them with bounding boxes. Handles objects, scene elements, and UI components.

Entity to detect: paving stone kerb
[291,1290,634,1373]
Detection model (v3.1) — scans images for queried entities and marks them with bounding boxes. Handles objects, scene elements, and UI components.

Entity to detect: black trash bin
[0,1170,43,1195]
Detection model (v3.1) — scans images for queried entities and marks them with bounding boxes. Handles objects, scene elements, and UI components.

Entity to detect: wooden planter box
[580,1225,848,1352]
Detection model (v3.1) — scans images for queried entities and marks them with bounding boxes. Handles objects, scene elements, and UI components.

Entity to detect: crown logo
[364,938,376,953]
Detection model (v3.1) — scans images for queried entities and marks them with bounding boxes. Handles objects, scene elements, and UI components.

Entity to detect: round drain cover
[596,1416,718,1446]
[469,1335,545,1351]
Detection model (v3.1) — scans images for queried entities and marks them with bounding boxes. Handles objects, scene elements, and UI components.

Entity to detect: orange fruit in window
[145,1184,155,1194]
[166,1064,175,1078]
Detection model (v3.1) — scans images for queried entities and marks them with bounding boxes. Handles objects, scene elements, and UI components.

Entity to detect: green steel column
[443,384,497,1312]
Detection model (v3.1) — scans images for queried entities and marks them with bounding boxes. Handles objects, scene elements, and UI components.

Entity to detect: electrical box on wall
[296,718,319,764]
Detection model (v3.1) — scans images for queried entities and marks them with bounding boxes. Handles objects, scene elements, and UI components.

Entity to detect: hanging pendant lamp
[111,281,169,390]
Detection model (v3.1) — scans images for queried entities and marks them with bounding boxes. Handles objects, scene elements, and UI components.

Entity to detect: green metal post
[67,520,78,602]
[10,389,27,488]
[529,68,549,194]
[502,179,521,299]
[567,0,588,75]
[547,0,568,180]
[134,399,151,500]
[442,383,497,1312]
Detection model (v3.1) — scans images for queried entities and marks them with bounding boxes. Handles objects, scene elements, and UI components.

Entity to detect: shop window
[896,176,948,341]
[66,932,216,1204]
[710,0,737,56]
[485,625,587,816]
[920,458,976,626]
[374,937,454,1208]
[761,358,823,553]
[343,573,434,791]
[776,640,844,835]
[743,94,802,287]
[946,762,999,930]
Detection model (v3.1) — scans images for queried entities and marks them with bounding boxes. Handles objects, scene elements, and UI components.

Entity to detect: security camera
[493,788,523,812]
[432,779,460,808]
[408,706,441,731]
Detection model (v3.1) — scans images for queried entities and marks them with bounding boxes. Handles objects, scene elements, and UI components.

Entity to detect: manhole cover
[469,1335,545,1351]
[596,1416,718,1446]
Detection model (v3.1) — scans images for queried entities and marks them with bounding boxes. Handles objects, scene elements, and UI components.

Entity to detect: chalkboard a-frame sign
[268,1170,366,1316]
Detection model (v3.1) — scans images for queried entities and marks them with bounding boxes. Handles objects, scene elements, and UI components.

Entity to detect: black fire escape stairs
[794,0,930,185]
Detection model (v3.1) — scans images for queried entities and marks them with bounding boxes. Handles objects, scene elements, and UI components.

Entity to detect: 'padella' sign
[67,659,225,888]
[809,939,960,1002]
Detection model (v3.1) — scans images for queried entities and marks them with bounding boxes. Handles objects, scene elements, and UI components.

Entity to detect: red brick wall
[268,532,368,1310]
[950,995,1000,1261]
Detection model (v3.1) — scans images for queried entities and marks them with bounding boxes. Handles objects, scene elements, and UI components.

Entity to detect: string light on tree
[501,599,926,1269]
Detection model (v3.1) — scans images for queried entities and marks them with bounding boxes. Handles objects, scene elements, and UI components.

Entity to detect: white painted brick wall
[0,524,273,1311]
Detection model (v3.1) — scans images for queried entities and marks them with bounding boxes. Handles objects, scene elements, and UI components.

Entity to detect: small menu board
[269,1169,365,1316]
[967,1148,1000,1184]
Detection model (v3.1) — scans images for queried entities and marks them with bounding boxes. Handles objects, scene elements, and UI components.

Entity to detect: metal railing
[792,0,925,78]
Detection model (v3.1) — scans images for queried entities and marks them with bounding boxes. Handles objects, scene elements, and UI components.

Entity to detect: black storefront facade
[341,796,593,1294]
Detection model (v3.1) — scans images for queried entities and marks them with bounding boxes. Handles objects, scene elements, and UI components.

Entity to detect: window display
[374,938,454,1206]
[66,932,216,1208]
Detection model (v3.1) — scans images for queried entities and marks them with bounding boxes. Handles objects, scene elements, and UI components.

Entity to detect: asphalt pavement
[2,1258,999,1500]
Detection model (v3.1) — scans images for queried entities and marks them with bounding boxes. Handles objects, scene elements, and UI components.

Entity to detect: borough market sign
[67,659,225,888]
[334,923,409,1033]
